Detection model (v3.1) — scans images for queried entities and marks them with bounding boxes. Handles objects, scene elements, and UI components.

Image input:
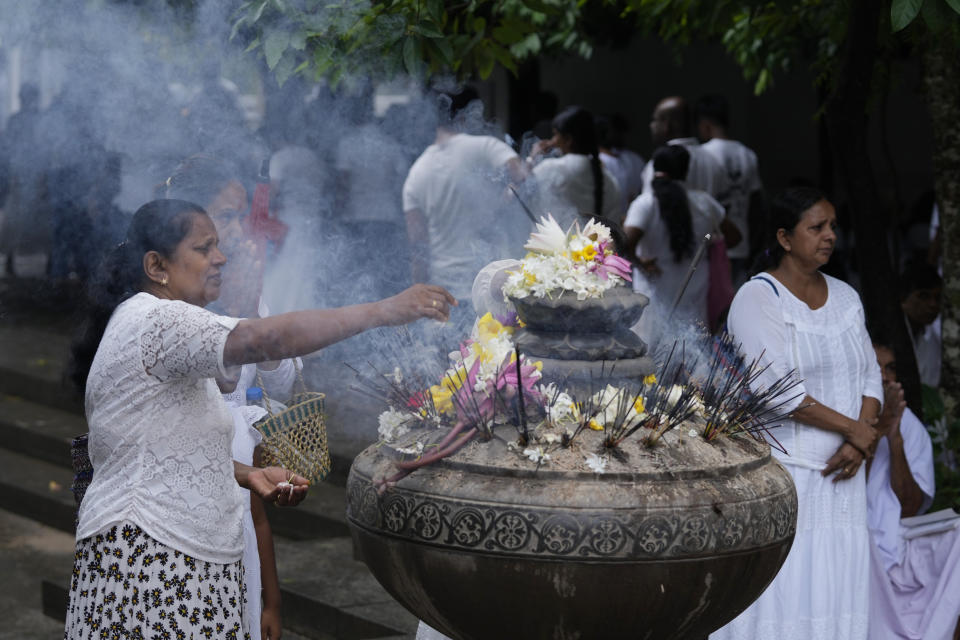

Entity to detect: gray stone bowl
[508,285,649,333]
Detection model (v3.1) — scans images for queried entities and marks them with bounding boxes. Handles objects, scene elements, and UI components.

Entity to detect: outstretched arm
[222,284,456,367]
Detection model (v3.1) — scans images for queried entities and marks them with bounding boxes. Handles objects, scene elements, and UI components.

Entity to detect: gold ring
[431,300,438,308]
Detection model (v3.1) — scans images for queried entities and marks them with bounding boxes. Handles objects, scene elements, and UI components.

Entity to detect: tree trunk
[922,41,960,418]
[822,0,924,414]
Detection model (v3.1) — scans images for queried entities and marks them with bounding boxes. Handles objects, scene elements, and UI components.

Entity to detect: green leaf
[425,0,443,22]
[428,35,454,66]
[891,0,923,31]
[945,0,960,15]
[402,35,421,75]
[273,49,298,86]
[263,28,290,69]
[248,0,271,24]
[414,21,445,38]
[488,41,517,74]
[290,29,308,50]
[476,46,495,79]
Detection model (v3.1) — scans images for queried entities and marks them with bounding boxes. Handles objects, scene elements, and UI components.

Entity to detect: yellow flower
[633,397,646,414]
[581,244,597,261]
[477,312,512,344]
[430,369,466,415]
[534,360,543,371]
[524,270,537,286]
[643,373,657,386]
[589,418,604,431]
[430,384,454,414]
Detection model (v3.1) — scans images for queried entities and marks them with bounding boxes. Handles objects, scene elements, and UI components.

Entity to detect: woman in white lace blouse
[65,199,455,639]
[710,187,882,640]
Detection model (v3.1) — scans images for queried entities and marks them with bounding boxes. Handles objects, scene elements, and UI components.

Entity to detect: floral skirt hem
[64,521,249,640]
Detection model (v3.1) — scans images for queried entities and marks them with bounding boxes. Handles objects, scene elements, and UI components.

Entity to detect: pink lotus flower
[590,252,632,282]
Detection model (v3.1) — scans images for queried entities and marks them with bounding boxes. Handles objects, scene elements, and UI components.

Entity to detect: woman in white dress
[65,199,455,638]
[623,145,724,346]
[529,105,623,230]
[710,187,882,640]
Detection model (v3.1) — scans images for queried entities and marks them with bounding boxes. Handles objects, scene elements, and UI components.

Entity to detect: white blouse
[727,273,883,469]
[532,154,623,230]
[77,292,244,564]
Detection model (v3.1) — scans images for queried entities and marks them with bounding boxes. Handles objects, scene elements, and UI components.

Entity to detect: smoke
[0,0,540,443]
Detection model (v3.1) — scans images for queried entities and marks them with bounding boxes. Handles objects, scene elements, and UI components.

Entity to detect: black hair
[595,115,614,149]
[750,186,826,275]
[651,145,694,263]
[900,260,943,298]
[437,87,480,130]
[552,105,604,217]
[694,94,730,129]
[68,199,206,391]
[158,154,239,206]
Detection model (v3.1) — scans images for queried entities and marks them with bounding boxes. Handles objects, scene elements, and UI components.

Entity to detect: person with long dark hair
[65,199,454,638]
[528,105,623,230]
[623,145,724,342]
[710,186,881,640]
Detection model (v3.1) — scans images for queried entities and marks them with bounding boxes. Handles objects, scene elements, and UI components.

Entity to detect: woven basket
[254,363,331,484]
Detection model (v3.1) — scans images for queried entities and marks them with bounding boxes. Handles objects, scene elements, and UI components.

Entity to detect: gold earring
[161,275,168,286]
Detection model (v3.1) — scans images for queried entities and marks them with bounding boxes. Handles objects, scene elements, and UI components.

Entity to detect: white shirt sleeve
[727,279,807,412]
[139,299,240,382]
[479,135,519,169]
[900,408,936,512]
[623,193,653,231]
[402,157,425,214]
[857,306,884,403]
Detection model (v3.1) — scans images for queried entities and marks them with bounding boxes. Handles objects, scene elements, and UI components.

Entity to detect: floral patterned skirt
[64,522,250,640]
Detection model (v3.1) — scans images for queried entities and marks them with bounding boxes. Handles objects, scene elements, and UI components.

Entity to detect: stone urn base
[347,432,797,640]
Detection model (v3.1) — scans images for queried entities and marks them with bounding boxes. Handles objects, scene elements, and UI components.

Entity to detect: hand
[382,284,457,324]
[822,442,865,482]
[844,416,878,457]
[876,381,906,439]
[529,138,554,161]
[261,603,282,640]
[248,466,309,506]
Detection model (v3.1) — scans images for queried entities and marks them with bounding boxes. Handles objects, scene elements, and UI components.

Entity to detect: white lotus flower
[585,452,607,474]
[581,218,613,244]
[378,408,413,442]
[524,214,569,254]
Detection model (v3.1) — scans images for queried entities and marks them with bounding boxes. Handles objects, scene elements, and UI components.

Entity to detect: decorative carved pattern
[347,473,797,560]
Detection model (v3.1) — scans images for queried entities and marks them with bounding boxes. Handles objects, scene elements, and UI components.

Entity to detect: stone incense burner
[346,287,797,640]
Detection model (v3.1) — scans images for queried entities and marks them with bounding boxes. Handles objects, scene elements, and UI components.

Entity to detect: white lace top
[76,292,244,564]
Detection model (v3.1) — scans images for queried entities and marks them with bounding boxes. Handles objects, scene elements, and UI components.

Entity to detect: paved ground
[0,507,75,639]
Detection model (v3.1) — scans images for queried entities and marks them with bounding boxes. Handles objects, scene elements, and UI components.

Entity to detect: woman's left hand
[822,442,864,482]
[246,465,309,506]
[261,602,282,639]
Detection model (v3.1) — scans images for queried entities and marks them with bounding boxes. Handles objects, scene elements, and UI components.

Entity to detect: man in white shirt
[403,90,528,309]
[900,261,943,387]
[640,96,729,202]
[867,342,960,640]
[695,94,764,284]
